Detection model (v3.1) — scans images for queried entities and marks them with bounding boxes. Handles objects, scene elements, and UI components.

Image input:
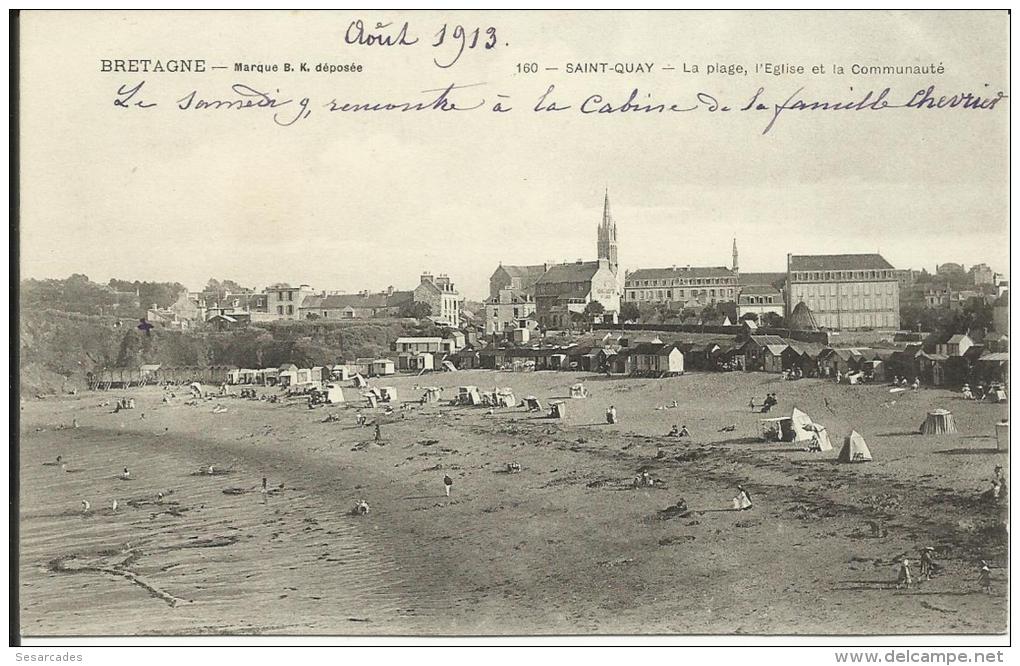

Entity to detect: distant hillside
[19,308,445,396]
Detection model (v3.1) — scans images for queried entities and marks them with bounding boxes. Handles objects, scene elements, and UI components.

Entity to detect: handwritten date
[344,20,497,69]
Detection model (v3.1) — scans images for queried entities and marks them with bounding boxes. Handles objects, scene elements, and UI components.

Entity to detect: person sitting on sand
[900,377,909,387]
[356,411,366,427]
[678,425,690,438]
[807,432,823,452]
[989,466,1008,503]
[749,398,756,411]
[911,377,920,390]
[120,467,130,480]
[897,558,913,589]
[667,425,680,438]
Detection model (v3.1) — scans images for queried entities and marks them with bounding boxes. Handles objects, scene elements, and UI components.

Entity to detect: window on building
[287,305,293,315]
[277,306,283,315]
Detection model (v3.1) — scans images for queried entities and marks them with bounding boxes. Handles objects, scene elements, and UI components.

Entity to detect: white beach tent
[789,407,816,443]
[838,431,873,463]
[919,409,958,435]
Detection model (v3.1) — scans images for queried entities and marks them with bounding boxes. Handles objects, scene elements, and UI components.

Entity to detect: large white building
[786,254,899,330]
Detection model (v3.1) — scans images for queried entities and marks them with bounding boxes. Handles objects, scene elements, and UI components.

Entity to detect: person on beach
[678,425,690,438]
[749,398,755,412]
[920,547,936,580]
[897,559,913,589]
[356,411,366,426]
[979,561,992,594]
[444,474,454,497]
[606,406,617,425]
[120,467,130,480]
[80,500,90,514]
[374,423,382,442]
[668,425,680,438]
[733,485,752,510]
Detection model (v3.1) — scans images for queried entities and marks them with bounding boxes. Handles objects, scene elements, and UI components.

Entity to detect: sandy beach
[18,370,1009,636]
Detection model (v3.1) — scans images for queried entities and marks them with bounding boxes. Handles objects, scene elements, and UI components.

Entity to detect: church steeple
[732,237,739,274]
[597,189,618,275]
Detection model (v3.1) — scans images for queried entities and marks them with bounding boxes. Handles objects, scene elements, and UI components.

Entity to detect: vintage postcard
[14,9,1010,645]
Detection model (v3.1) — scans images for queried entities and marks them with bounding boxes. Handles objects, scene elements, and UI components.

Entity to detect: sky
[19,11,1009,300]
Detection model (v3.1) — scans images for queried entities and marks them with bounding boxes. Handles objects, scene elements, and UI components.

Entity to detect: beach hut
[379,387,399,403]
[369,359,396,377]
[524,396,543,412]
[549,400,567,419]
[919,409,958,435]
[762,344,788,373]
[570,383,589,399]
[495,388,517,407]
[458,386,482,405]
[278,364,298,387]
[759,416,792,442]
[140,364,161,384]
[324,383,345,404]
[329,365,351,381]
[838,431,873,463]
[996,420,1009,451]
[421,387,442,403]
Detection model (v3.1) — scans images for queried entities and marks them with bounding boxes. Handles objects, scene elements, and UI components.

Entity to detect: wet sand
[18,370,1009,635]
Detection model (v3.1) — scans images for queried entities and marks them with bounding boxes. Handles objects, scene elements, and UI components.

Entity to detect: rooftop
[536,260,606,284]
[627,266,735,281]
[789,254,894,272]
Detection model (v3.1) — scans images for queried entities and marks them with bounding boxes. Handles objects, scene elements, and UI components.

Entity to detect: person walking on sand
[896,558,913,589]
[749,398,755,412]
[444,474,454,497]
[979,561,992,594]
[606,405,617,425]
[374,422,382,442]
[920,547,936,580]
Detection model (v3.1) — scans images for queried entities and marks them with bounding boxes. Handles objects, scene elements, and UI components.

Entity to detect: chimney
[387,285,394,295]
